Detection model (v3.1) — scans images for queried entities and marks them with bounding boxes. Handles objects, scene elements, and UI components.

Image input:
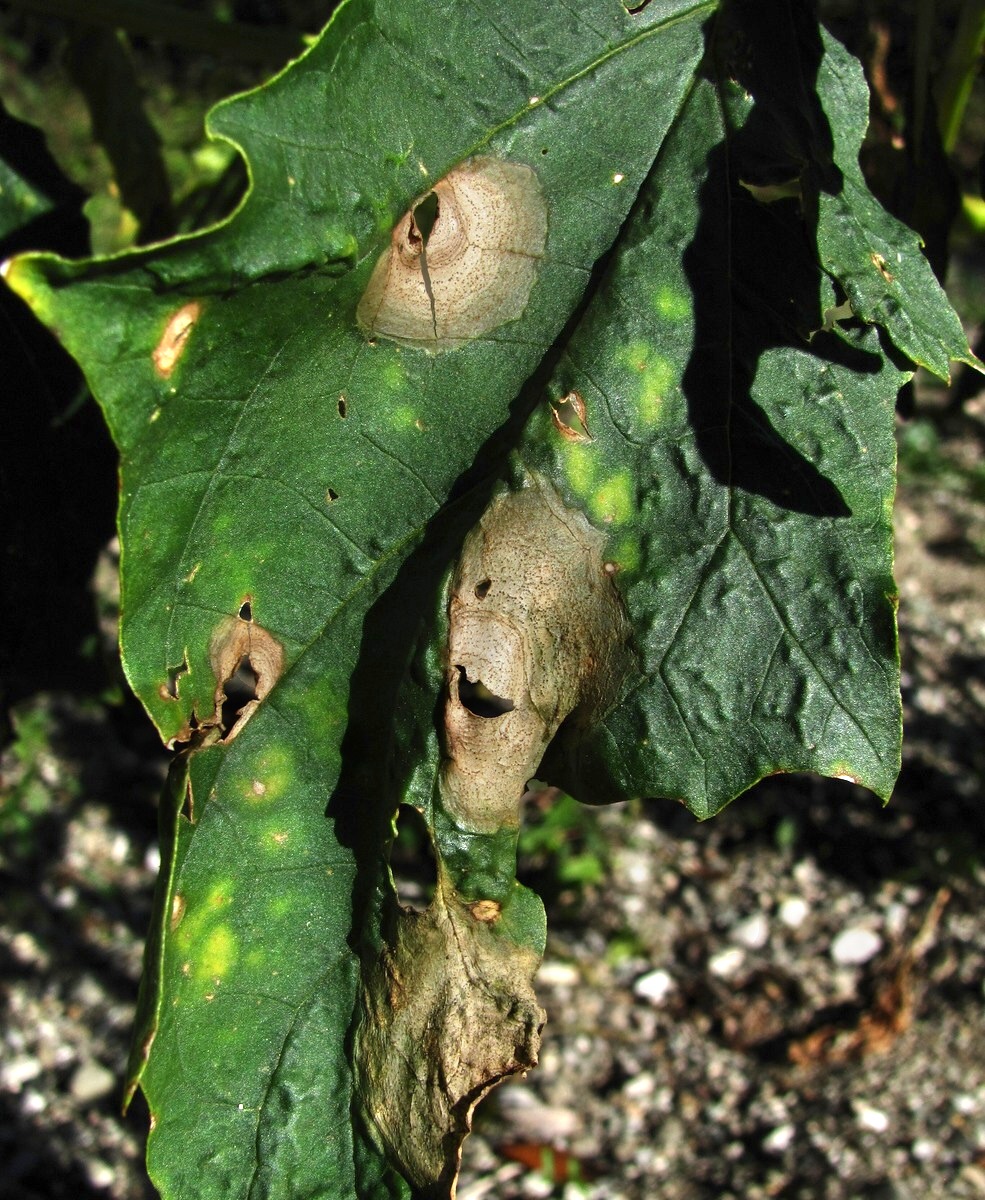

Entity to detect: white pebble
[21,1088,47,1115]
[855,1104,890,1133]
[779,896,809,928]
[86,1161,116,1190]
[762,1122,796,1154]
[732,912,769,950]
[70,1059,116,1103]
[634,969,674,1005]
[831,927,883,965]
[536,961,579,987]
[912,1138,937,1162]
[0,1055,42,1091]
[708,947,745,979]
[623,1072,656,1100]
[144,844,162,874]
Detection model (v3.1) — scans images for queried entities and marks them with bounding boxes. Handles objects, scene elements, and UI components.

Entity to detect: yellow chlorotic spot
[174,882,233,955]
[653,286,690,321]
[268,894,294,920]
[382,362,405,391]
[590,471,634,526]
[207,882,234,910]
[389,404,419,430]
[618,341,677,425]
[610,534,641,574]
[240,745,291,802]
[562,442,597,498]
[195,925,237,983]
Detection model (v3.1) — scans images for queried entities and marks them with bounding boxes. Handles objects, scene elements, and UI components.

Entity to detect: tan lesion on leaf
[152,301,202,377]
[357,877,545,1199]
[356,157,547,352]
[442,477,632,834]
[356,477,631,1197]
[208,601,284,743]
[550,390,592,443]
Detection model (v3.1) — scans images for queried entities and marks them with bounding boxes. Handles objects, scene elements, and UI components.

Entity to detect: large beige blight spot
[356,478,632,1198]
[357,157,547,351]
[443,477,632,833]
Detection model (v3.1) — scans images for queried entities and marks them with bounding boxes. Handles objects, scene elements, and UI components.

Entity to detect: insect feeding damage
[356,479,631,1197]
[356,157,547,351]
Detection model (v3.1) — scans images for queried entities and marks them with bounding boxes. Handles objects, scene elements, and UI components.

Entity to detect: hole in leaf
[338,394,347,418]
[456,666,514,718]
[220,655,258,732]
[164,657,189,699]
[391,804,436,912]
[411,190,439,246]
[474,577,492,600]
[238,601,252,621]
[327,487,339,503]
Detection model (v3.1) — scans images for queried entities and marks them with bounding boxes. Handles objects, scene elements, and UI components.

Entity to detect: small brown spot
[550,390,592,442]
[271,832,288,845]
[181,962,191,977]
[603,561,620,575]
[252,779,267,797]
[153,301,201,378]
[871,252,894,283]
[469,899,502,923]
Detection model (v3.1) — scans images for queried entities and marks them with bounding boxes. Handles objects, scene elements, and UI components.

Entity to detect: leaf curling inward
[442,477,633,834]
[207,609,284,742]
[356,157,547,352]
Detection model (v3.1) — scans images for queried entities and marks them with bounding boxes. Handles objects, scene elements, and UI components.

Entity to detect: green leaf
[3,2,976,1197]
[526,11,914,816]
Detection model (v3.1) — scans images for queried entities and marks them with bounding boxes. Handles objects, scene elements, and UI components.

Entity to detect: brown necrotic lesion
[356,157,547,352]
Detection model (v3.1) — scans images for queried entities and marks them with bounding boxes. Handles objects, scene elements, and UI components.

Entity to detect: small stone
[70,1059,116,1103]
[855,1103,890,1133]
[21,1088,47,1115]
[0,1055,42,1091]
[778,896,809,928]
[708,947,745,979]
[762,1122,796,1154]
[623,1072,655,1100]
[911,1138,936,1162]
[86,1160,116,1190]
[732,912,769,950]
[633,969,674,1005]
[536,961,580,987]
[831,927,883,965]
